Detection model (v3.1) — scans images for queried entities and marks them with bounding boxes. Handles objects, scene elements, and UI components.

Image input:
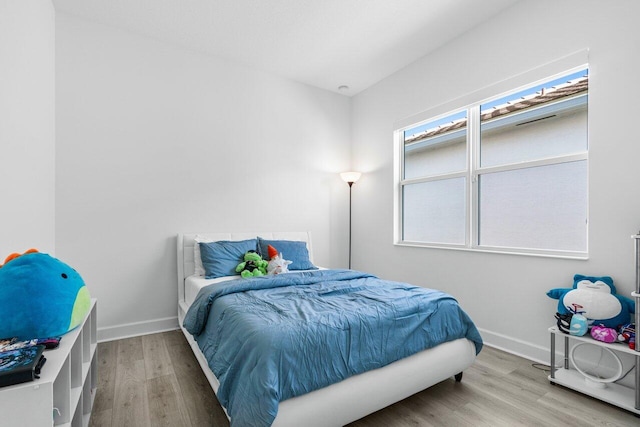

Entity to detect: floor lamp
[340,171,361,269]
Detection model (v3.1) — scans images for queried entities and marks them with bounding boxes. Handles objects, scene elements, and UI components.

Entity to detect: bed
[177,231,482,427]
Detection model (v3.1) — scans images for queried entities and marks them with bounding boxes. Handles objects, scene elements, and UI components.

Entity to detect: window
[396,68,588,257]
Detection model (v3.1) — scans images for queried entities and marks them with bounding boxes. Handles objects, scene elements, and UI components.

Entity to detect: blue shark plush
[547,274,635,328]
[0,250,91,340]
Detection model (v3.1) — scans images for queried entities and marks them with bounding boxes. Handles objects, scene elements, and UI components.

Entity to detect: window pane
[478,161,587,252]
[480,70,588,168]
[403,178,466,244]
[404,111,466,179]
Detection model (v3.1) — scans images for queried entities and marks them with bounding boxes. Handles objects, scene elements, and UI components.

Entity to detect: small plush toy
[591,325,618,343]
[547,274,635,328]
[555,312,588,336]
[235,250,268,278]
[618,323,636,349]
[266,245,292,275]
[0,250,91,340]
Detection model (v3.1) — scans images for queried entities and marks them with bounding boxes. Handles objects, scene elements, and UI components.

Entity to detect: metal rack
[632,233,640,409]
[548,233,640,414]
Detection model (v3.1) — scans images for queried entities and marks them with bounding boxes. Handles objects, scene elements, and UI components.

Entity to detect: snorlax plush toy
[236,250,268,278]
[0,250,91,340]
[547,274,635,328]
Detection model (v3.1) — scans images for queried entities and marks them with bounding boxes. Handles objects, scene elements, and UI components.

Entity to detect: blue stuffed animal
[0,250,91,340]
[547,274,635,328]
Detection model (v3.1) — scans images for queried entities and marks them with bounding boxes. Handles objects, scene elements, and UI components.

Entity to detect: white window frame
[393,51,589,259]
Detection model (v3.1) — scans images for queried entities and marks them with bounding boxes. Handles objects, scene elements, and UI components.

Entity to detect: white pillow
[193,235,214,276]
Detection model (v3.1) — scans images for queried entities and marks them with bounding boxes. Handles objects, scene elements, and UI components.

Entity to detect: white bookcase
[0,299,97,426]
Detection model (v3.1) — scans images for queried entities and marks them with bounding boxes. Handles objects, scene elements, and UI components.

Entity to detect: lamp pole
[347,180,354,269]
[340,171,361,269]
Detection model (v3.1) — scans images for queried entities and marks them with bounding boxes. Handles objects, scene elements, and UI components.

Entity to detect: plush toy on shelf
[590,324,618,343]
[266,245,292,275]
[236,250,268,278]
[547,274,635,328]
[0,250,91,340]
[555,312,588,336]
[618,323,636,349]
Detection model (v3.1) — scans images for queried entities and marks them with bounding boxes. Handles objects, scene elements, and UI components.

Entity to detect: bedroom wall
[351,0,640,362]
[55,13,352,340]
[0,0,56,256]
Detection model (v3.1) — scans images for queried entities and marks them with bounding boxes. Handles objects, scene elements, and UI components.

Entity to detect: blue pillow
[199,239,257,279]
[257,237,317,270]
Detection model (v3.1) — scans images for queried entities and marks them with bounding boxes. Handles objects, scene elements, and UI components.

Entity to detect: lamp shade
[340,171,361,184]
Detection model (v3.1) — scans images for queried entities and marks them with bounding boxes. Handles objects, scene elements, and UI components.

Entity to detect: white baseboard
[97,316,179,342]
[478,327,551,365]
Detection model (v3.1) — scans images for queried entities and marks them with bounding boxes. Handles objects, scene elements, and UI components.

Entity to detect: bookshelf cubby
[0,299,97,426]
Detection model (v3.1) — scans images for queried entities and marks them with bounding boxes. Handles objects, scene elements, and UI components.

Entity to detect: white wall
[351,0,640,362]
[0,0,55,256]
[55,14,352,340]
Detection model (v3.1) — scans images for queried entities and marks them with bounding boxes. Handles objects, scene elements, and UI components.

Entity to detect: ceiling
[52,0,518,96]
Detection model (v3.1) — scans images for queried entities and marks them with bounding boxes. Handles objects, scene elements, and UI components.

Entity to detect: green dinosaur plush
[236,250,268,278]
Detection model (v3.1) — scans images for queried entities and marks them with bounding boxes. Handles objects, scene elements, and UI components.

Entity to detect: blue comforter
[183,269,482,427]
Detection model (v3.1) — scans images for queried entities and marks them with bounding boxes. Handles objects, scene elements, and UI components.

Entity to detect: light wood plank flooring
[89,330,639,426]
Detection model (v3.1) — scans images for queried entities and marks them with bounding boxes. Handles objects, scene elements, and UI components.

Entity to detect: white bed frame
[177,232,477,426]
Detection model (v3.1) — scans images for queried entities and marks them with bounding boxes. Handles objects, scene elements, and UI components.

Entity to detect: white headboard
[177,232,313,301]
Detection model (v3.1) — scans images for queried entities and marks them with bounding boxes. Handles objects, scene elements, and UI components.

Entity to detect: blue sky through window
[404,68,588,140]
[481,69,588,112]
[404,111,467,140]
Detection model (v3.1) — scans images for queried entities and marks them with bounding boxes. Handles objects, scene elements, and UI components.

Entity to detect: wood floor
[89,330,639,427]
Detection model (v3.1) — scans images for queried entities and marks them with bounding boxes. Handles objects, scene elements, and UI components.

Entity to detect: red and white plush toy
[266,245,292,275]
